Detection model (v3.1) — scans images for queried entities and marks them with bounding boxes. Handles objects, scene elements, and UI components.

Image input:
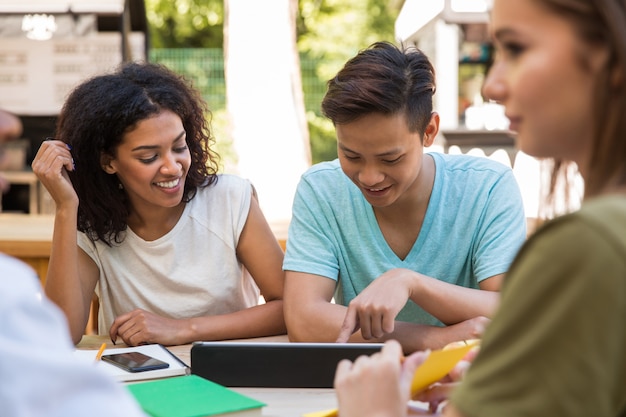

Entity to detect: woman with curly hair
[32,62,286,346]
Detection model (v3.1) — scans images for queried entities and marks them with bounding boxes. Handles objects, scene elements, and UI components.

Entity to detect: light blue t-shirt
[283,153,527,326]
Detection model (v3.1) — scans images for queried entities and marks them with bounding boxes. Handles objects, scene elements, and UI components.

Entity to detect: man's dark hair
[321,41,436,135]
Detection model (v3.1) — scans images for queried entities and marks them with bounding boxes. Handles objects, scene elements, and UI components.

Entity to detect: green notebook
[127,375,265,417]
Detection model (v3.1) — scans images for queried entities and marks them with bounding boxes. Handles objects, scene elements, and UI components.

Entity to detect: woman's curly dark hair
[55,61,220,245]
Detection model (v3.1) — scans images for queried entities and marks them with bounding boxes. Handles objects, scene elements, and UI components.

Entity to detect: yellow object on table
[303,341,479,417]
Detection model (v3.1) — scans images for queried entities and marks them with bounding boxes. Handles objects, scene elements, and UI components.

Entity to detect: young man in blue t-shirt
[283,42,527,353]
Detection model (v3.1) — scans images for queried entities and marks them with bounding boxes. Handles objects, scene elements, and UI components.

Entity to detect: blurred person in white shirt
[0,254,147,417]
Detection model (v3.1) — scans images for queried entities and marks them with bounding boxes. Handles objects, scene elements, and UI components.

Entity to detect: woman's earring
[118,183,124,190]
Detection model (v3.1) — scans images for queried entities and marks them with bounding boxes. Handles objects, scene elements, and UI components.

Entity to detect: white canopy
[0,0,124,15]
[395,0,490,43]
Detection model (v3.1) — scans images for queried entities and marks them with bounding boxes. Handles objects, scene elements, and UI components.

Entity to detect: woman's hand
[109,309,191,346]
[31,139,78,208]
[413,344,480,413]
[335,340,429,417]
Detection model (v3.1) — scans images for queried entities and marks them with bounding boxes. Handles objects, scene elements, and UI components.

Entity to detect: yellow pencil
[95,343,107,362]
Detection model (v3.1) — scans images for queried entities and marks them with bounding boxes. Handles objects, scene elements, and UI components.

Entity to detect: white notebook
[74,343,189,382]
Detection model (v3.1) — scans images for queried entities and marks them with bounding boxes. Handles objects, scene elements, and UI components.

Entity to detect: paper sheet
[73,344,188,382]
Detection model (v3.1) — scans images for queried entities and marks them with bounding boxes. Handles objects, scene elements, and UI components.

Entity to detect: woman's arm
[32,140,99,344]
[109,195,287,346]
[188,194,287,339]
[236,194,286,306]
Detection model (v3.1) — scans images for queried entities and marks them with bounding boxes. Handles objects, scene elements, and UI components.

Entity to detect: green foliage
[307,111,337,164]
[297,0,399,80]
[145,0,224,48]
[210,109,238,173]
[150,48,226,109]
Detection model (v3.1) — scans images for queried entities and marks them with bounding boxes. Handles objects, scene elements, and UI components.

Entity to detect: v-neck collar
[366,154,441,263]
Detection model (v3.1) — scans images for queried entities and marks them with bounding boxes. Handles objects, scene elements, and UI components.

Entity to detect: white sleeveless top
[77,174,260,334]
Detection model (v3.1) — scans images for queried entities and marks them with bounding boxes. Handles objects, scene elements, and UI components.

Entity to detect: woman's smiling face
[102,110,191,213]
[484,0,608,174]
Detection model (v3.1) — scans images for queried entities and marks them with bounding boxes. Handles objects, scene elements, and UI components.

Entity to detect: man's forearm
[409,273,500,324]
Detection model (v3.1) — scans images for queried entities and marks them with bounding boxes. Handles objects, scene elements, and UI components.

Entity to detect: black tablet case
[190,342,383,388]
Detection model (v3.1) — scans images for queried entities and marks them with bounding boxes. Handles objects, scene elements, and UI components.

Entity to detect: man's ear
[100,152,117,174]
[423,112,440,147]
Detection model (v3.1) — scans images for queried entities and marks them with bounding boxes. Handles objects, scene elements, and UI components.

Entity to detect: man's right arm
[284,271,346,342]
[284,271,488,353]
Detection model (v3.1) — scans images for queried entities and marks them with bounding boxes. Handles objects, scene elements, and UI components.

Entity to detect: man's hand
[336,268,415,342]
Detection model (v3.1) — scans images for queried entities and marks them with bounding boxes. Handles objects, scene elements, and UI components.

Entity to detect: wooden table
[78,335,339,417]
[0,213,53,281]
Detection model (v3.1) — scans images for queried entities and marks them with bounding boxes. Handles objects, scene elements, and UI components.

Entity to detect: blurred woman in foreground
[334,0,626,415]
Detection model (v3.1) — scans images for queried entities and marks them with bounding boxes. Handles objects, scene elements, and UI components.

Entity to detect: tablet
[191,342,383,388]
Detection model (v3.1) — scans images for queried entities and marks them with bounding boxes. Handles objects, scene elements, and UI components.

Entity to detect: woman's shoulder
[188,174,253,228]
[528,194,626,259]
[577,193,626,219]
[193,174,252,209]
[504,195,626,303]
[573,194,626,247]
[198,174,252,198]
[214,173,251,187]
